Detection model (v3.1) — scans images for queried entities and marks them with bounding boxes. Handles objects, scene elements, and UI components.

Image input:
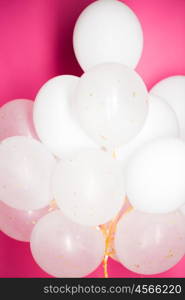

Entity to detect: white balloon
[0,136,56,210]
[115,210,185,275]
[30,210,105,277]
[116,95,180,166]
[33,75,97,158]
[73,0,143,70]
[126,138,185,213]
[52,150,125,226]
[73,63,148,149]
[150,76,185,139]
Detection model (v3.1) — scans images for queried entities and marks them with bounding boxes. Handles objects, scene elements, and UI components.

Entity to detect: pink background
[0,0,185,278]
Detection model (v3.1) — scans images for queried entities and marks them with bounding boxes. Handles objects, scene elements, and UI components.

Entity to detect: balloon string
[102,149,118,277]
[102,213,120,278]
[103,254,109,278]
[102,151,131,278]
[101,197,134,278]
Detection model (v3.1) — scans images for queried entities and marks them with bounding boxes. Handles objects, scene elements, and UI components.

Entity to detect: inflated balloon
[30,210,105,277]
[115,210,185,275]
[73,0,143,70]
[0,201,56,242]
[0,136,56,210]
[150,76,185,139]
[116,95,180,166]
[52,150,125,226]
[33,75,96,158]
[126,138,185,213]
[0,99,38,141]
[73,63,148,149]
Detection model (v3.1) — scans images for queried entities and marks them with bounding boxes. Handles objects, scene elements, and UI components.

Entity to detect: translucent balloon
[73,0,143,70]
[0,99,38,141]
[116,95,180,166]
[150,76,185,139]
[73,63,148,149]
[30,210,105,277]
[33,75,97,158]
[0,136,56,210]
[115,210,185,275]
[0,201,56,242]
[126,138,185,213]
[52,150,125,226]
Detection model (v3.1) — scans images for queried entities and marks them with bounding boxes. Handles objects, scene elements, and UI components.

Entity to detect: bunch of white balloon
[0,0,185,277]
